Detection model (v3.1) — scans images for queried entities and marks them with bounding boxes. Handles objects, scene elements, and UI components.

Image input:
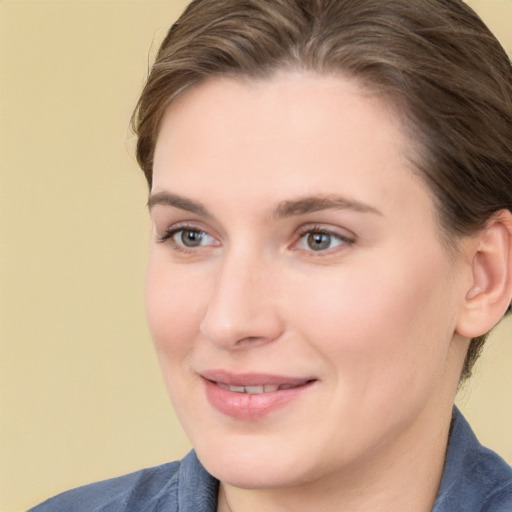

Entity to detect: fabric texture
[29,408,512,512]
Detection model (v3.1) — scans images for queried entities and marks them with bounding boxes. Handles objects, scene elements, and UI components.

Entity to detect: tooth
[263,385,279,392]
[244,385,264,394]
[229,385,245,393]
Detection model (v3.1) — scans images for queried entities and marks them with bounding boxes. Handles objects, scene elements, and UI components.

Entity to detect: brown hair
[132,0,512,380]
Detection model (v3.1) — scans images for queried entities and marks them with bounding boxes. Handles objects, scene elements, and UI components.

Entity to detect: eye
[295,228,353,253]
[157,226,217,250]
[174,228,211,247]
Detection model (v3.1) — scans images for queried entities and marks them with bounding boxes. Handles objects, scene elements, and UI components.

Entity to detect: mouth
[215,381,312,394]
[200,370,317,419]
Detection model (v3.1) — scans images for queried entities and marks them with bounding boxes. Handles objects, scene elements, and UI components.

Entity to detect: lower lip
[202,378,315,420]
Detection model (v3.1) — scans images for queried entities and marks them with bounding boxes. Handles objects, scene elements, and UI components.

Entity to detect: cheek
[288,251,458,394]
[145,256,206,364]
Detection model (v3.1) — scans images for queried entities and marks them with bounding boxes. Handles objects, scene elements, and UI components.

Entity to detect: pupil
[307,232,330,250]
[181,230,203,247]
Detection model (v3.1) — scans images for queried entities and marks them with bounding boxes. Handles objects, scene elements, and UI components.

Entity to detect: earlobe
[456,210,512,338]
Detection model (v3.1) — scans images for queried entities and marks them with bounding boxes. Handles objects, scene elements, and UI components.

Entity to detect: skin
[146,72,476,512]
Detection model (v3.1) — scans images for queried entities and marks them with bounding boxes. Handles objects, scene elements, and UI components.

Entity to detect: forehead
[155,72,405,146]
[152,72,431,222]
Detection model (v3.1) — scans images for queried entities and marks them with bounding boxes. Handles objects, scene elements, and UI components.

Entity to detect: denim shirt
[29,408,512,512]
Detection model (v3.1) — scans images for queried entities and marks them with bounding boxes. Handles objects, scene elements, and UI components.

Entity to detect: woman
[31,0,512,511]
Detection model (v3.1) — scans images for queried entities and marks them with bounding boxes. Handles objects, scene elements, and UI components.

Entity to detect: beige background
[0,1,511,511]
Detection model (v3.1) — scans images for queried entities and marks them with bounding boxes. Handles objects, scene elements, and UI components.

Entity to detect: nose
[199,250,284,349]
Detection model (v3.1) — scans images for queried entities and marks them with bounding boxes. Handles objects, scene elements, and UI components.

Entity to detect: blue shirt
[29,408,512,511]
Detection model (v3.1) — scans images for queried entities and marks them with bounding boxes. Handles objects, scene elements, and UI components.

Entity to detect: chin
[203,456,305,490]
[194,435,320,490]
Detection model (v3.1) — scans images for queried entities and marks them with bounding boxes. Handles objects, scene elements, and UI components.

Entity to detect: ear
[456,210,512,338]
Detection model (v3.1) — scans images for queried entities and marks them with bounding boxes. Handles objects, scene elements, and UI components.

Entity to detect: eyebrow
[148,191,382,218]
[272,195,382,218]
[148,192,211,217]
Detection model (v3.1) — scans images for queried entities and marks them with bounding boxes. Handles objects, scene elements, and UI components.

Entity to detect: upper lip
[200,369,316,387]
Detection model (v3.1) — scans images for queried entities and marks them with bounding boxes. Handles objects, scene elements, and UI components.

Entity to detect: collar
[433,407,512,511]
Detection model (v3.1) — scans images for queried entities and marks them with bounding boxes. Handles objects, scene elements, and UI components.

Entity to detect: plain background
[0,1,511,511]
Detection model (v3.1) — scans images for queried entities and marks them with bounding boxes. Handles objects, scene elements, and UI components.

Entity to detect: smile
[200,371,317,419]
[216,382,308,394]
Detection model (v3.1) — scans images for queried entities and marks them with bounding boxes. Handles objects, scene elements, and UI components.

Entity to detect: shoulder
[481,484,512,512]
[473,445,512,512]
[433,408,512,512]
[28,460,182,512]
[29,450,218,512]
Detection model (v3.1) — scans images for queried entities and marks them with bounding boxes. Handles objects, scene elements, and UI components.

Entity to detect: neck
[217,403,454,512]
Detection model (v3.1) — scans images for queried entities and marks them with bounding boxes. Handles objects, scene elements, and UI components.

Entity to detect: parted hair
[132,0,512,380]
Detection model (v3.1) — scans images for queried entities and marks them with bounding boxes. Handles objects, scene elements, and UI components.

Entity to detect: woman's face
[147,73,470,489]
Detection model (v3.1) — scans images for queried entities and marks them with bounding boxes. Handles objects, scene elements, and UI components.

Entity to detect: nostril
[237,336,269,345]
[200,313,284,349]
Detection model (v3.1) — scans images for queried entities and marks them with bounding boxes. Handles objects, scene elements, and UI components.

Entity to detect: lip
[200,370,317,420]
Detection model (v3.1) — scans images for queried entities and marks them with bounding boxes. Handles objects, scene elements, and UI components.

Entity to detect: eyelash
[156,224,355,255]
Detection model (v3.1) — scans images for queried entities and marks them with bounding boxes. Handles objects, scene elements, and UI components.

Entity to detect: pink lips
[201,370,316,420]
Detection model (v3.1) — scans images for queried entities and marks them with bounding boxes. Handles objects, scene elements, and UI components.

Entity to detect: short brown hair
[132,0,512,380]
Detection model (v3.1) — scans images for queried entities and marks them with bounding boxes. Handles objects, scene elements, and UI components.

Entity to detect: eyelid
[296,223,356,240]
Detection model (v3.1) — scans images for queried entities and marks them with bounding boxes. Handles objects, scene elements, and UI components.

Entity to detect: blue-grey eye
[296,230,347,252]
[175,229,207,247]
[307,232,333,251]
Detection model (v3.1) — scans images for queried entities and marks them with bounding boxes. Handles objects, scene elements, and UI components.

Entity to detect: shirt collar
[433,407,512,511]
